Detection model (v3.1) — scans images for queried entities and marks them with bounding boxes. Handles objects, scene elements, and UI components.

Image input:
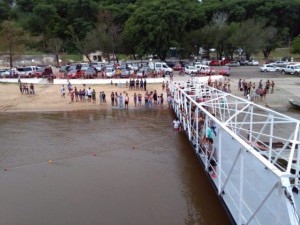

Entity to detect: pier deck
[171,78,300,225]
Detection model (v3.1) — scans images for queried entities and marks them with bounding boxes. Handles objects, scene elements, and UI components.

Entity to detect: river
[0,109,231,225]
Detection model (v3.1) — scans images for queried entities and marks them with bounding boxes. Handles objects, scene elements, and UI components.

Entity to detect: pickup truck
[281,65,300,75]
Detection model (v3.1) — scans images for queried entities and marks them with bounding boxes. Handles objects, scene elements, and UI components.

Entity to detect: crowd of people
[172,92,218,179]
[207,77,232,93]
[238,78,275,101]
[18,81,35,95]
[60,80,174,110]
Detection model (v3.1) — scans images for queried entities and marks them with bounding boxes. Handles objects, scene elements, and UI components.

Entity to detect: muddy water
[0,110,231,225]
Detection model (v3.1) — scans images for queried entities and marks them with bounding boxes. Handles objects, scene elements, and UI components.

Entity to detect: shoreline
[1,76,300,114]
[0,82,169,113]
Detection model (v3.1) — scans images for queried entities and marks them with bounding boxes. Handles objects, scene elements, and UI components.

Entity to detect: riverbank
[0,82,166,112]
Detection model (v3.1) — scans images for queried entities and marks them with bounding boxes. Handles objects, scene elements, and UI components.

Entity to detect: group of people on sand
[207,77,231,93]
[18,81,35,95]
[238,79,275,101]
[60,80,172,110]
[61,83,97,104]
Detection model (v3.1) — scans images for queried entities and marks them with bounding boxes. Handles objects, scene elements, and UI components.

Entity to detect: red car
[220,59,231,66]
[35,66,53,78]
[209,60,220,66]
[219,66,230,76]
[173,63,183,71]
[67,69,84,79]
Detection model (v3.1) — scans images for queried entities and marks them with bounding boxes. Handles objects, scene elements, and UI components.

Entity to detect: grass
[253,48,300,61]
[21,47,300,63]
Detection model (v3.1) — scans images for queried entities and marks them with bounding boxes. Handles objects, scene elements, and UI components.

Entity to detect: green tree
[234,19,266,60]
[291,36,300,54]
[0,20,28,68]
[262,26,278,59]
[46,37,63,66]
[123,0,202,61]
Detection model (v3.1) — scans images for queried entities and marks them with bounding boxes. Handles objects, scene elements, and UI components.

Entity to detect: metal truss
[170,79,300,225]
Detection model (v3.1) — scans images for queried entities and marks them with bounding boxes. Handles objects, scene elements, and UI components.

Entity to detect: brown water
[0,109,231,225]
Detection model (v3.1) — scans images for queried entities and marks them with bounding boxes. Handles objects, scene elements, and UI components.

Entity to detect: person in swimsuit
[124,93,129,109]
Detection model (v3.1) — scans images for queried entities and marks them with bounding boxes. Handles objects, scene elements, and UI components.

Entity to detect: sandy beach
[1,75,300,114]
[0,82,165,112]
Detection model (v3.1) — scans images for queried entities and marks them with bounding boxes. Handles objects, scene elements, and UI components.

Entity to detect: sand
[0,82,165,112]
[1,76,300,113]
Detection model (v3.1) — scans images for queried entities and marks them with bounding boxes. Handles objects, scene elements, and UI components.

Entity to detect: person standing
[173,117,181,131]
[207,138,217,179]
[170,72,173,81]
[138,93,142,106]
[115,92,118,106]
[144,79,147,91]
[67,82,72,95]
[61,85,65,97]
[140,79,143,90]
[133,93,137,107]
[238,79,242,91]
[119,93,123,109]
[29,83,35,95]
[124,93,129,109]
[111,92,115,106]
[87,87,92,102]
[102,91,106,103]
[258,79,263,89]
[19,81,23,94]
[92,89,96,103]
[271,81,275,94]
[70,90,74,102]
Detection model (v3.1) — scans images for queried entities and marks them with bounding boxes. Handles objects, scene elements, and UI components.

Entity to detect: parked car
[105,67,116,78]
[219,66,230,76]
[0,69,9,77]
[165,61,176,68]
[91,62,105,71]
[136,69,147,78]
[173,63,183,71]
[245,60,259,66]
[225,61,240,67]
[126,63,139,71]
[1,68,18,77]
[220,59,231,66]
[201,59,211,65]
[195,65,215,75]
[17,66,38,77]
[120,68,130,78]
[272,61,288,67]
[184,66,198,74]
[67,69,84,79]
[209,60,220,66]
[259,64,281,72]
[84,66,98,78]
[281,65,300,75]
[35,66,53,78]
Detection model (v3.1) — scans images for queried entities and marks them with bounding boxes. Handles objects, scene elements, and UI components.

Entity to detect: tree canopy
[0,0,299,60]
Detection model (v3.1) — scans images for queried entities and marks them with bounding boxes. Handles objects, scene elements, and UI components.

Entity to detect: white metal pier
[170,78,300,225]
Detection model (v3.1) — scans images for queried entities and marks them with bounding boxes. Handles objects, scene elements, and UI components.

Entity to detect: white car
[281,65,300,75]
[184,66,198,74]
[105,67,116,77]
[260,64,280,72]
[246,60,259,66]
[195,64,215,75]
[1,68,18,77]
[17,66,38,77]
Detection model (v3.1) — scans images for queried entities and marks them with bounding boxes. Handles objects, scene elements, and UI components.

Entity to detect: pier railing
[170,79,300,225]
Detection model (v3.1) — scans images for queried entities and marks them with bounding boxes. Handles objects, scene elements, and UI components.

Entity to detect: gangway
[170,78,300,225]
